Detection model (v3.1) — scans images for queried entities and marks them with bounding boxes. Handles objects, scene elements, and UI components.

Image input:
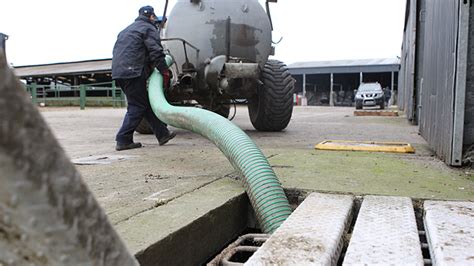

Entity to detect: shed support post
[302,74,306,97]
[390,71,395,106]
[330,73,334,107]
[79,85,86,110]
[31,83,37,106]
[112,80,117,108]
[391,71,394,92]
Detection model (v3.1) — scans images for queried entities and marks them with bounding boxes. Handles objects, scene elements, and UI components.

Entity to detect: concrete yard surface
[39,105,473,263]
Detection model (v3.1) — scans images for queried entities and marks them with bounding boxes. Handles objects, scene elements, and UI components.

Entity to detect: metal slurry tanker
[138,0,294,132]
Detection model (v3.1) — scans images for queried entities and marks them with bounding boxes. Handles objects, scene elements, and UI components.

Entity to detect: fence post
[120,87,126,107]
[112,80,117,108]
[31,83,37,105]
[54,84,59,98]
[79,85,86,110]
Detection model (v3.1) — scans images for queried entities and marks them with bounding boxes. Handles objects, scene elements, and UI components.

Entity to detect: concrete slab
[245,193,353,265]
[37,106,474,263]
[115,178,246,265]
[40,107,473,206]
[424,200,474,265]
[343,196,423,265]
[268,148,473,200]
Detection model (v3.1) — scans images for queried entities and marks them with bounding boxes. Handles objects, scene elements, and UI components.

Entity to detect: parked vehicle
[355,82,385,109]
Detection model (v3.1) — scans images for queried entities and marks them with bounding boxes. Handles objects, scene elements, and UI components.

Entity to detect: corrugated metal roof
[13,57,400,77]
[14,59,112,77]
[288,58,400,69]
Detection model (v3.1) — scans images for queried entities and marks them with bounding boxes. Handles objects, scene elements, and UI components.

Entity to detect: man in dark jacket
[112,5,175,151]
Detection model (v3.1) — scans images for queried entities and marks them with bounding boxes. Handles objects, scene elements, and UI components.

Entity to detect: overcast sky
[0,0,406,66]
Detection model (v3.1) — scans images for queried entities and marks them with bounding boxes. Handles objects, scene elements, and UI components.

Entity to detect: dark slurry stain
[207,19,262,61]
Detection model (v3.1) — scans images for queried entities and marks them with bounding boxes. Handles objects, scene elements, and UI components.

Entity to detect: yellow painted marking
[354,110,399,116]
[315,140,415,153]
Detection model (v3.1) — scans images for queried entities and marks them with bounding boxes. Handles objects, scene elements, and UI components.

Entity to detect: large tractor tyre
[248,60,294,131]
[136,119,153,134]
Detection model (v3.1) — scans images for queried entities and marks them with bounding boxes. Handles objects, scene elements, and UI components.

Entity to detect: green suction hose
[147,57,292,233]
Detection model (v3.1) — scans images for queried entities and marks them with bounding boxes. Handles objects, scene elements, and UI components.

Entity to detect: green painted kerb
[147,56,292,233]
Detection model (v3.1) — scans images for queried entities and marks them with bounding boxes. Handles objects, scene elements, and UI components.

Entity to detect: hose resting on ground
[147,57,292,233]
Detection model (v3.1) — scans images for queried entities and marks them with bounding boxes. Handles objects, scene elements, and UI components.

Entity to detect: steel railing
[24,81,127,109]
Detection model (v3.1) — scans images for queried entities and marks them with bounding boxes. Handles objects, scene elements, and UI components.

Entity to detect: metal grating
[208,234,269,266]
[212,193,474,265]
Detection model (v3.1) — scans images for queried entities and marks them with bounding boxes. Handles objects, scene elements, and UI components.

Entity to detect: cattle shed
[14,59,112,86]
[288,58,400,106]
[399,0,473,166]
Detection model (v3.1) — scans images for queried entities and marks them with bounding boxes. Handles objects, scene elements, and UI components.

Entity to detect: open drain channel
[134,190,473,265]
[207,234,270,265]
[208,200,434,265]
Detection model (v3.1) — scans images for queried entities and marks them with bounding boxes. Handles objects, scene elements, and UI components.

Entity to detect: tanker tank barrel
[161,0,294,131]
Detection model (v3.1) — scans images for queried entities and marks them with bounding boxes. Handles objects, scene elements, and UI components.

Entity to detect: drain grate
[414,202,432,265]
[419,231,432,265]
[207,234,269,265]
[218,193,473,265]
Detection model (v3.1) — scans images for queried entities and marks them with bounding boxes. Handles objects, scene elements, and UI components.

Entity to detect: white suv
[354,82,385,109]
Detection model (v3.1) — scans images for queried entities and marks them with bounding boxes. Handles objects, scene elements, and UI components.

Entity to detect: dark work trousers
[115,73,169,145]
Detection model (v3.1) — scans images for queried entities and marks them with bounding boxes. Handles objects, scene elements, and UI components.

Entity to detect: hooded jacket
[112,15,167,79]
